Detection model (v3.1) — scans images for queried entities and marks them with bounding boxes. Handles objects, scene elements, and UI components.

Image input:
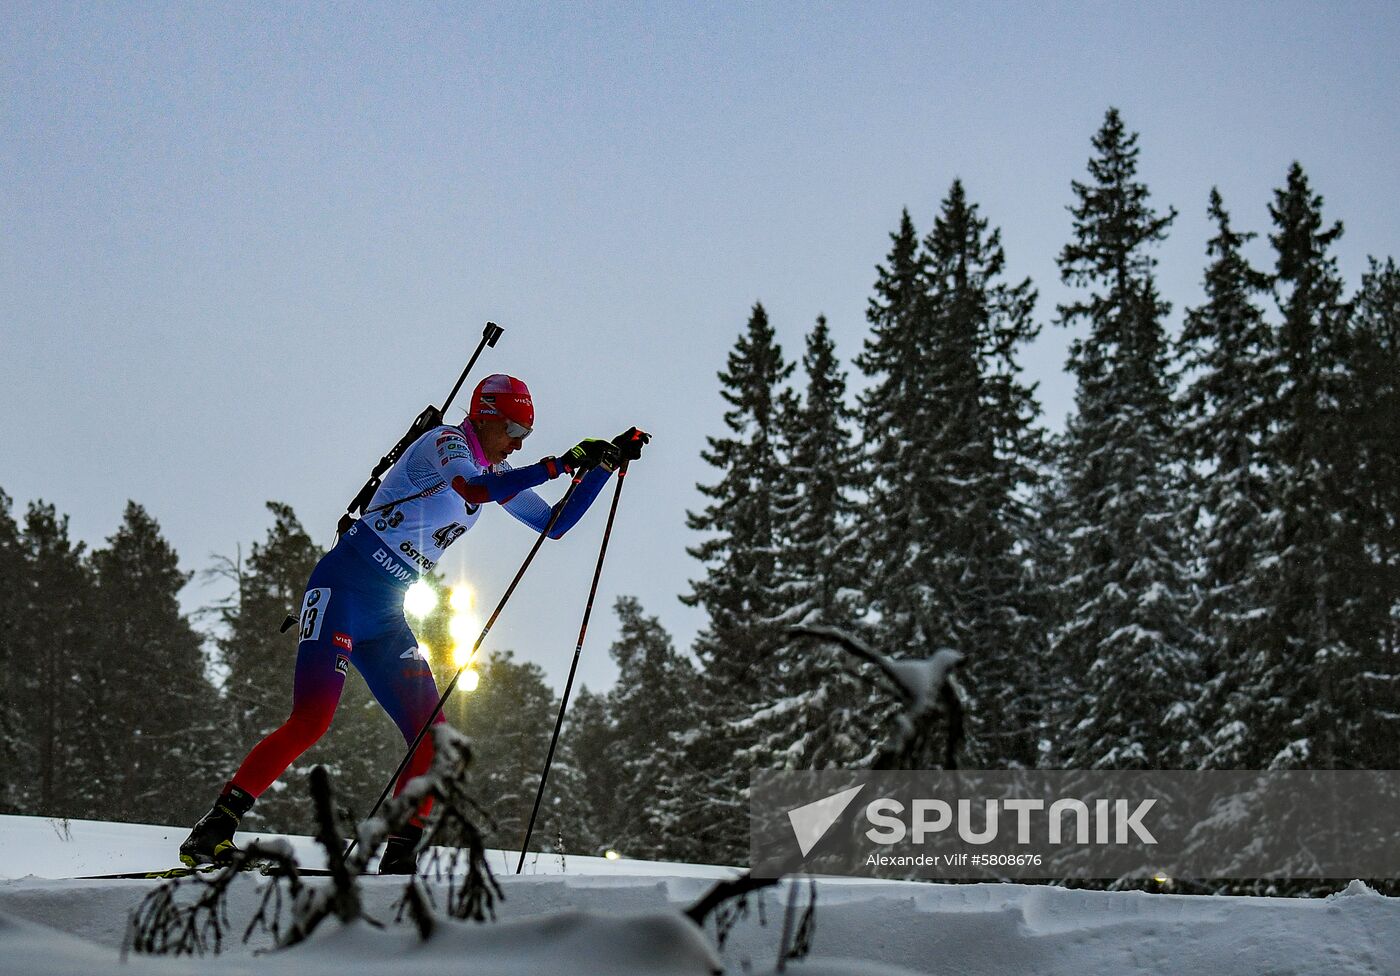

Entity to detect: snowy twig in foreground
[415,795,503,923]
[126,724,499,956]
[122,840,304,958]
[685,872,782,927]
[284,724,499,946]
[776,878,817,972]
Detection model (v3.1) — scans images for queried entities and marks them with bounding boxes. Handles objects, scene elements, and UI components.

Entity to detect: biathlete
[180,373,648,873]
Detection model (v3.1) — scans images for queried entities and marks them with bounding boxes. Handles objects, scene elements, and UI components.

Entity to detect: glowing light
[448,584,475,612]
[1153,873,1171,884]
[449,612,481,647]
[604,849,621,861]
[460,668,480,692]
[403,581,437,618]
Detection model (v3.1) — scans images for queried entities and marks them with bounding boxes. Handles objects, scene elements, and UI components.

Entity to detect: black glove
[563,438,621,473]
[612,427,651,462]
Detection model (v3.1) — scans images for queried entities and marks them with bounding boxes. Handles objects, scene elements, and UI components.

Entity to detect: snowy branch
[125,724,500,957]
[788,624,966,769]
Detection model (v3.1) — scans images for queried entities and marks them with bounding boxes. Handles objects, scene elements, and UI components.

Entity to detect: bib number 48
[433,522,467,549]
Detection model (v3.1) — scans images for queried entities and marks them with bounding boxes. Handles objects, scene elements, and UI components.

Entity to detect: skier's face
[474,416,524,465]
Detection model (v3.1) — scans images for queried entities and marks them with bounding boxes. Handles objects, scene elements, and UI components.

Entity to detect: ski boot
[378,823,424,875]
[179,784,255,867]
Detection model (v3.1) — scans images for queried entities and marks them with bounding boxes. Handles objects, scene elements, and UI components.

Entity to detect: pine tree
[1255,164,1371,768]
[676,302,794,862]
[685,302,795,683]
[854,185,1047,769]
[1175,190,1277,767]
[0,490,23,811]
[854,210,934,649]
[215,503,321,752]
[89,502,221,823]
[916,180,1047,768]
[1349,257,1400,759]
[561,686,618,855]
[604,596,698,859]
[0,493,90,816]
[776,318,858,619]
[1049,108,1197,769]
[455,649,566,855]
[16,502,93,817]
[746,317,873,771]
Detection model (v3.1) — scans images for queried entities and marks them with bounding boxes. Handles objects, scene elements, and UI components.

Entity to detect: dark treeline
[0,489,695,859]
[2,108,1397,872]
[665,107,1400,865]
[0,493,596,852]
[0,499,222,825]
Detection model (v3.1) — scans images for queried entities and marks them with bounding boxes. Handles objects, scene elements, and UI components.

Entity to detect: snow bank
[1,814,1398,975]
[0,813,737,880]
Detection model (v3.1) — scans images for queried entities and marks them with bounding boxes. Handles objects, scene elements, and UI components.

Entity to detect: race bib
[298,587,330,643]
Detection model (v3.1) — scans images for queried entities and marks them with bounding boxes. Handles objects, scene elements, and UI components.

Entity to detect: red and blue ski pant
[230,542,445,822]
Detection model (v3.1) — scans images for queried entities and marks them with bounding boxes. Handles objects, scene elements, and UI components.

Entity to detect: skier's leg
[228,631,348,796]
[181,588,351,865]
[353,620,446,820]
[354,619,445,874]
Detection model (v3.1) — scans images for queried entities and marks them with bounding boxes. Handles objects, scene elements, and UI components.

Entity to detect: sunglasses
[505,419,533,440]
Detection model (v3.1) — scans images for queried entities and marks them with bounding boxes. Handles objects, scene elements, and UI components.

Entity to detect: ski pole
[516,461,630,872]
[345,474,583,859]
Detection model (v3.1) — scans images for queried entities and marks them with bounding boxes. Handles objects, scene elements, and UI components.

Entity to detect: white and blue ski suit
[229,421,611,812]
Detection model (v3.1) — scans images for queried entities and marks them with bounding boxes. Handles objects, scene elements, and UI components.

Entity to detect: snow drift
[2,814,1397,975]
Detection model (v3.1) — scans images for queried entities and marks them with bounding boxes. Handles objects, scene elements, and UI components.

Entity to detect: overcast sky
[4,2,1398,696]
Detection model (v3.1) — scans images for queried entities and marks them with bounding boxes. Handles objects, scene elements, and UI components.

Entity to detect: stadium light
[403,580,437,619]
[460,668,480,692]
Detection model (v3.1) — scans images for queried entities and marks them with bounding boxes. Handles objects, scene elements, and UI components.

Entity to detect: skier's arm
[501,429,647,538]
[449,462,559,505]
[445,451,609,538]
[425,423,564,506]
[440,431,626,537]
[500,465,612,539]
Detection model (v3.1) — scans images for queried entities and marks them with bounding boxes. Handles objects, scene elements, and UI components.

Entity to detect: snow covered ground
[1,813,1397,975]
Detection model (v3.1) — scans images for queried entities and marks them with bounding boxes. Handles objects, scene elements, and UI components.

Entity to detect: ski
[76,862,334,880]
